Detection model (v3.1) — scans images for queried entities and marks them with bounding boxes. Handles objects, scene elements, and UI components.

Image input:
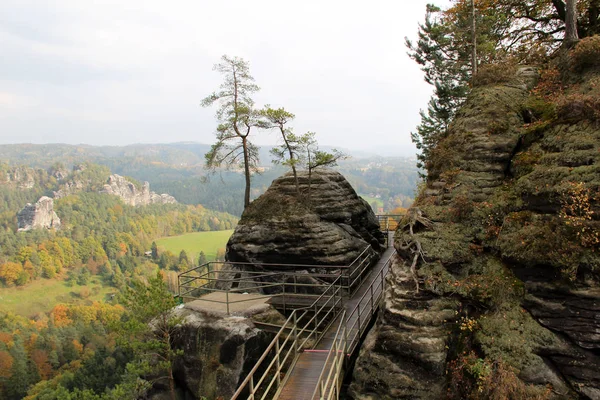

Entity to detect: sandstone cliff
[152,302,279,400]
[17,196,61,231]
[227,170,384,270]
[350,62,600,399]
[0,165,41,189]
[100,174,177,206]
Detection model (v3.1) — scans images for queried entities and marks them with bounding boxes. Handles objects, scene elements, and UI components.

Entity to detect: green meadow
[360,195,385,211]
[155,230,234,262]
[0,276,116,317]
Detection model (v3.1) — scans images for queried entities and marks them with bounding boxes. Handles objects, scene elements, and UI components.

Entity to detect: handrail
[177,244,374,314]
[306,251,395,400]
[230,275,344,400]
[312,311,347,400]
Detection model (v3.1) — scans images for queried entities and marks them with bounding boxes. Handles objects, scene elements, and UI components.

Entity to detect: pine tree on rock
[202,55,264,209]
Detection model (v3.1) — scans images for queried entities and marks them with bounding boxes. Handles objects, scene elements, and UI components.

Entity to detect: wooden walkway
[276,236,395,400]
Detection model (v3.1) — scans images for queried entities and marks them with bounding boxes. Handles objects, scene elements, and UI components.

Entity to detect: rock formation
[350,64,600,399]
[156,302,278,400]
[17,196,61,231]
[227,170,385,269]
[100,174,177,206]
[1,165,39,189]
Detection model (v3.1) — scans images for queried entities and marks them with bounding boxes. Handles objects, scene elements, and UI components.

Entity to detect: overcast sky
[0,0,449,156]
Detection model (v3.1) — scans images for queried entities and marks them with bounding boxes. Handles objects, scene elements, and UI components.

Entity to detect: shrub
[447,352,551,400]
[571,35,600,72]
[472,62,518,87]
[555,93,600,122]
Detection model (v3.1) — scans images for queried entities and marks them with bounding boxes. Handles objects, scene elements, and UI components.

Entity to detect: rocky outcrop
[1,165,39,189]
[227,170,385,269]
[351,65,600,399]
[349,257,458,399]
[100,174,177,206]
[162,303,276,400]
[53,179,88,199]
[17,196,61,231]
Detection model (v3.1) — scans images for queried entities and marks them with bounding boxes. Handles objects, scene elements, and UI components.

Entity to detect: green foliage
[202,55,263,209]
[447,350,550,400]
[475,307,557,372]
[117,272,183,399]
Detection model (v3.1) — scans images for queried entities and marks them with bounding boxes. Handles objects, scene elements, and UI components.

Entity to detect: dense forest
[0,144,419,216]
[0,162,237,399]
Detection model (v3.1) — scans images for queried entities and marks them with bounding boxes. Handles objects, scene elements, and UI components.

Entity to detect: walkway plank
[277,235,395,400]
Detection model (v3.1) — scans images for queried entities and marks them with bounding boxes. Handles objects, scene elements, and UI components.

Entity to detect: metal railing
[177,245,375,314]
[312,311,347,400]
[311,251,394,400]
[231,275,345,400]
[376,214,404,233]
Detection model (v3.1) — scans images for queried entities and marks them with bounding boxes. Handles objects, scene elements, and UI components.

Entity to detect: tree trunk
[242,137,251,208]
[565,0,579,46]
[281,127,299,194]
[471,0,477,76]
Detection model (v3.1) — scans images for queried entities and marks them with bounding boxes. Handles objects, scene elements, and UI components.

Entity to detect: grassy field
[156,230,234,262]
[360,195,385,212]
[0,276,116,317]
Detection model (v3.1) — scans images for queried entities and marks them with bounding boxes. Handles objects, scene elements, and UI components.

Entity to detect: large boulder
[17,196,61,231]
[162,303,278,400]
[227,170,385,269]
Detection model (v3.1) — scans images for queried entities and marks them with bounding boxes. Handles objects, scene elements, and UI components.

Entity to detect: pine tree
[197,251,207,266]
[202,55,264,209]
[150,241,159,260]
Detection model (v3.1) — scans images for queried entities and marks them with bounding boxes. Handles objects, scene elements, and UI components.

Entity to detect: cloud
[0,0,451,154]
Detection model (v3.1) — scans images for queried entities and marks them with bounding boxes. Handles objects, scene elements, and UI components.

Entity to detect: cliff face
[227,170,385,267]
[17,196,61,231]
[0,165,40,189]
[100,174,177,207]
[351,65,600,399]
[154,303,278,400]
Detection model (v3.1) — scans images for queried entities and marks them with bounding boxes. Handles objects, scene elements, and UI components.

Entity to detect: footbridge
[177,215,402,400]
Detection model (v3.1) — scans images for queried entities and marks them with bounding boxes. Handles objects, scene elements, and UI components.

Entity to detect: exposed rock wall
[100,174,176,206]
[227,170,385,268]
[351,66,600,399]
[17,196,61,231]
[164,304,275,400]
[0,165,40,189]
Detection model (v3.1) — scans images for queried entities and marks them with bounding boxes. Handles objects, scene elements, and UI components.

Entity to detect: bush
[556,93,600,122]
[447,352,551,400]
[472,62,518,87]
[571,35,600,71]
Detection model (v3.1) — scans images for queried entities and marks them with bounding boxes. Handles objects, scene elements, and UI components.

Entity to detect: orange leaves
[0,261,24,286]
[51,304,73,327]
[560,182,599,250]
[30,349,53,379]
[0,350,14,378]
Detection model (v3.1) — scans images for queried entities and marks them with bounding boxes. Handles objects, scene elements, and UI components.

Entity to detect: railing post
[226,289,230,315]
[249,375,255,400]
[381,269,384,299]
[314,303,318,335]
[370,284,374,315]
[357,305,361,335]
[275,338,281,386]
[293,313,298,353]
[283,280,286,314]
[343,315,348,357]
